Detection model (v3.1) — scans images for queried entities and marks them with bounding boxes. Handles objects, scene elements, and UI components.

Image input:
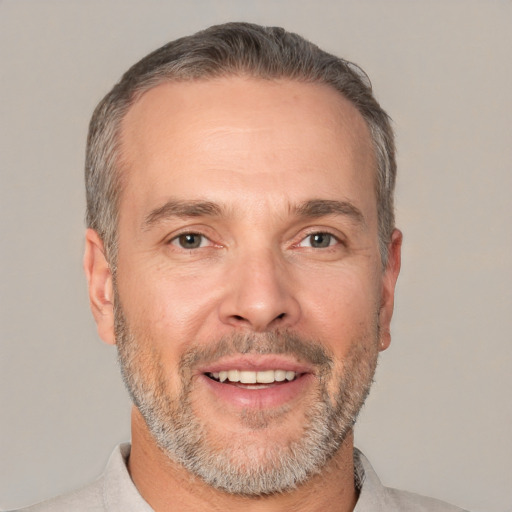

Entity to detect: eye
[299,232,339,248]
[171,233,209,249]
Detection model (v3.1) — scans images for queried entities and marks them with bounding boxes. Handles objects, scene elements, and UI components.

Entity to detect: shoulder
[354,449,469,512]
[7,478,105,512]
[7,444,142,512]
[8,444,152,512]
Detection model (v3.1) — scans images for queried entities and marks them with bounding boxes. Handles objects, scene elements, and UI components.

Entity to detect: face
[86,77,401,495]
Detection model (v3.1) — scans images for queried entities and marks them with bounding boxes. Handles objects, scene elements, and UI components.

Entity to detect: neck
[128,407,358,512]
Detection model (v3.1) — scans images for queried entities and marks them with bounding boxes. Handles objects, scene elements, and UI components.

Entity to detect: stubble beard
[114,301,380,496]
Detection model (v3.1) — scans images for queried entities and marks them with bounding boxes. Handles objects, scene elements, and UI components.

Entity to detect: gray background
[1,1,511,511]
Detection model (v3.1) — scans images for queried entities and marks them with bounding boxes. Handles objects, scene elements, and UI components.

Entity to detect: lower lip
[199,373,314,409]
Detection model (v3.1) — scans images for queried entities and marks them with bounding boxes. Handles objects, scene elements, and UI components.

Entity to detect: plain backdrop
[1,1,511,511]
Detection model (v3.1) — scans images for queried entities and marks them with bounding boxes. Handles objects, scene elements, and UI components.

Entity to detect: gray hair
[85,22,396,267]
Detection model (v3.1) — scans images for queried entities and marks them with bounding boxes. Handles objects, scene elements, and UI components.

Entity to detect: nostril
[229,312,285,326]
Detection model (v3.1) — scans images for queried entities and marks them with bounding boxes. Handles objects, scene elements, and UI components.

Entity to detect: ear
[83,228,116,345]
[378,229,402,351]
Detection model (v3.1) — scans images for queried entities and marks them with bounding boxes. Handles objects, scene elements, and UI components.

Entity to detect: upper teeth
[211,370,297,384]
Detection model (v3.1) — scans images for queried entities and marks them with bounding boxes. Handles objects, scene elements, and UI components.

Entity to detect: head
[84,22,401,497]
[85,22,396,269]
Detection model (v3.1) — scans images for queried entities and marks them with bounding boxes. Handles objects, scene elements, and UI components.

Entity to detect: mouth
[206,369,302,389]
[197,357,314,409]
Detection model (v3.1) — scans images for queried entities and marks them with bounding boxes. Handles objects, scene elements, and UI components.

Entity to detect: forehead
[118,76,376,222]
[121,77,372,159]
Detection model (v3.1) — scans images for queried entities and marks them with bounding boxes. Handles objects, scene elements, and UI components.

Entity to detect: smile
[198,355,314,407]
[207,369,299,385]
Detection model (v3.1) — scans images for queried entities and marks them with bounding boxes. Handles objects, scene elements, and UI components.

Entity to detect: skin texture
[84,76,402,512]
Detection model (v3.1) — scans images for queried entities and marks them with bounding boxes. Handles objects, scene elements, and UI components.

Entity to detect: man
[16,22,467,512]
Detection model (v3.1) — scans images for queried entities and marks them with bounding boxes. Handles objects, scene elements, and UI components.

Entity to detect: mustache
[180,331,333,371]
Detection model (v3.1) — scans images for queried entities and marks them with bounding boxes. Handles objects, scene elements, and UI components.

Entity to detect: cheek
[300,266,380,339]
[117,261,223,352]
[295,264,382,400]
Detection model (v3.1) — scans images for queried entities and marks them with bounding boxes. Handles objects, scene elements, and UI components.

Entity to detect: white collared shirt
[14,443,468,511]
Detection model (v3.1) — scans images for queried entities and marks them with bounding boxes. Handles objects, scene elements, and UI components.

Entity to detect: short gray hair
[85,22,396,266]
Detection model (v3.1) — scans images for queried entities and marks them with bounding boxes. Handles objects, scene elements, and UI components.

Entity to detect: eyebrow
[294,199,366,226]
[143,199,224,230]
[142,197,365,231]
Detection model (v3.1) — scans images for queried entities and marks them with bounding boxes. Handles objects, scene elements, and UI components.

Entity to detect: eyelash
[297,232,341,248]
[169,232,212,250]
[168,230,343,251]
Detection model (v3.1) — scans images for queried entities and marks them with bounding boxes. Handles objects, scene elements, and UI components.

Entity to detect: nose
[218,248,301,332]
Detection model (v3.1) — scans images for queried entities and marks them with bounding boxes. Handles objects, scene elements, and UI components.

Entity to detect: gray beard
[114,301,379,496]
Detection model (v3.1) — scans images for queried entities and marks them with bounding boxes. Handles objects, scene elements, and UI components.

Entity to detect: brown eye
[307,233,335,248]
[175,233,204,249]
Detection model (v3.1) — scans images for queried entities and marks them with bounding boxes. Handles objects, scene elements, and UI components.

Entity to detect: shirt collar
[102,443,153,511]
[353,447,388,511]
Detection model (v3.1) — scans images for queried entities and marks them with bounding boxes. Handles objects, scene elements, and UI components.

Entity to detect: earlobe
[83,228,116,345]
[378,229,402,352]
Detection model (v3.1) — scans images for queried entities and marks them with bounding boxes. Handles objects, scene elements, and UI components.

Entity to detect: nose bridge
[219,244,301,332]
